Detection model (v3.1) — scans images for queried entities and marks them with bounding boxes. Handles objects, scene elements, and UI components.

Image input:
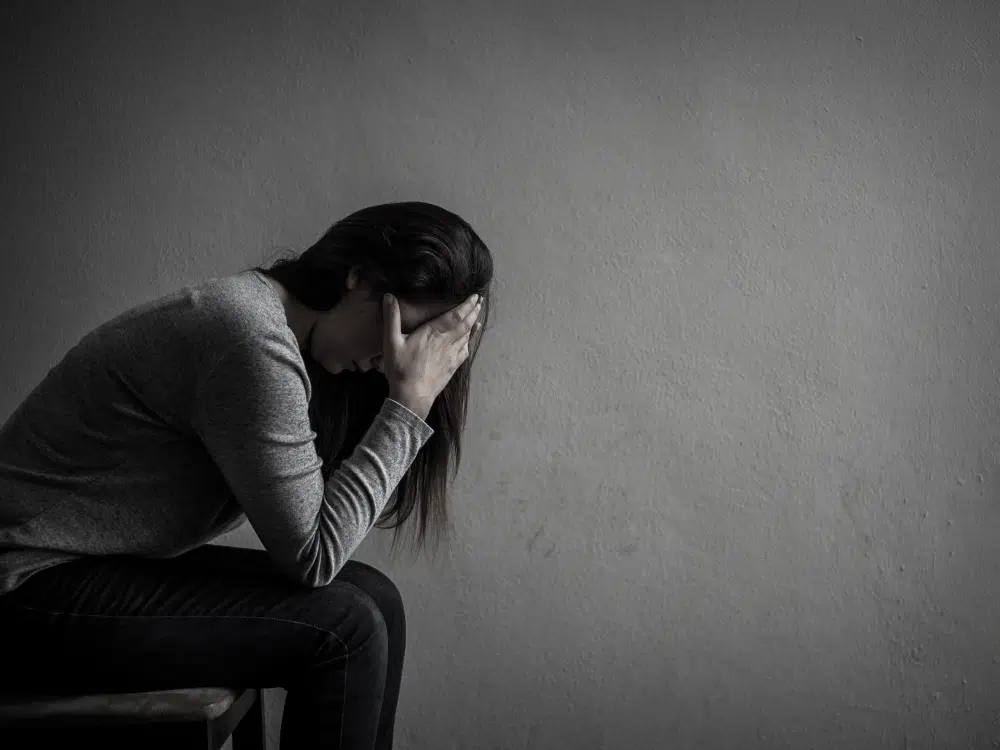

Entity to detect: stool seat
[0,687,242,722]
[0,687,265,750]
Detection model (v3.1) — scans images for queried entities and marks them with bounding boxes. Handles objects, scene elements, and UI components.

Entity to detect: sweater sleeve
[193,332,434,587]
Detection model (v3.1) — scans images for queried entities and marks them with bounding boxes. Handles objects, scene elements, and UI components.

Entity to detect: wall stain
[527,523,545,553]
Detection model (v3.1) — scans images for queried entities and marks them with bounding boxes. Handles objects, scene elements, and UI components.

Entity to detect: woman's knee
[301,580,389,668]
[335,560,404,621]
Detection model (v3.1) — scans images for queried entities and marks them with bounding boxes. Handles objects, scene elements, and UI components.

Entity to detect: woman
[0,201,493,749]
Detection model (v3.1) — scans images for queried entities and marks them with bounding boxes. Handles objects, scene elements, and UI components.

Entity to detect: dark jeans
[0,544,405,750]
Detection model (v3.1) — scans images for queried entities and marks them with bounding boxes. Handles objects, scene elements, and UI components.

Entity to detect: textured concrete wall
[1,1,998,748]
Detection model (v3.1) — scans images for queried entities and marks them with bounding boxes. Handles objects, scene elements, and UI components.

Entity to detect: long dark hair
[250,201,494,562]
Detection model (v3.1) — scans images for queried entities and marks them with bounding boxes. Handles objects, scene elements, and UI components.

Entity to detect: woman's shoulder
[69,269,296,381]
[150,269,282,342]
[189,270,302,369]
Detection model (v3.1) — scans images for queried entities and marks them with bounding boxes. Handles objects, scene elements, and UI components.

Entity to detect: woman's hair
[250,201,494,563]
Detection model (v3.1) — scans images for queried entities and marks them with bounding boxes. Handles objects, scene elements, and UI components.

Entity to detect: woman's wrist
[387,389,431,421]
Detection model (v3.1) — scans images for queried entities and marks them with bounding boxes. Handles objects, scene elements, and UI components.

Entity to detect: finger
[445,301,482,342]
[446,298,482,343]
[383,293,401,345]
[438,294,480,331]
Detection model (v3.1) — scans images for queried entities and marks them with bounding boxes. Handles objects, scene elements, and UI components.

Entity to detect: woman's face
[308,268,458,377]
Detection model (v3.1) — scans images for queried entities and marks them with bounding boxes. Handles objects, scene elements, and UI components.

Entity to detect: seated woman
[0,200,493,750]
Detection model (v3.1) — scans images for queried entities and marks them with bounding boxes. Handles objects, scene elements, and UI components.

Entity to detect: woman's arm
[194,332,434,587]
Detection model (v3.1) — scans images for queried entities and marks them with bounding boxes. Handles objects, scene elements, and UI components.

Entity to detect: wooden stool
[0,686,265,750]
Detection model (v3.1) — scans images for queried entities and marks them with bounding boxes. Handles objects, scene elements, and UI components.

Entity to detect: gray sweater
[0,270,434,593]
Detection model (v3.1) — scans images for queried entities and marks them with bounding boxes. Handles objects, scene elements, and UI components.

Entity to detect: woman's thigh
[0,545,398,694]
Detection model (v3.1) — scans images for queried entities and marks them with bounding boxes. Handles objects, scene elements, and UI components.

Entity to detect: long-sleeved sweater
[0,269,434,593]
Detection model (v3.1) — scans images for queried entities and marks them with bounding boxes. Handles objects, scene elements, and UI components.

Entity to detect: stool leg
[231,691,266,750]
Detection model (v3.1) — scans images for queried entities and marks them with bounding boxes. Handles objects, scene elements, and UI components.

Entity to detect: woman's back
[0,270,290,591]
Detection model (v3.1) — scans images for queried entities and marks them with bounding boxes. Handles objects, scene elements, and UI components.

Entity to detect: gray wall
[2,0,998,747]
